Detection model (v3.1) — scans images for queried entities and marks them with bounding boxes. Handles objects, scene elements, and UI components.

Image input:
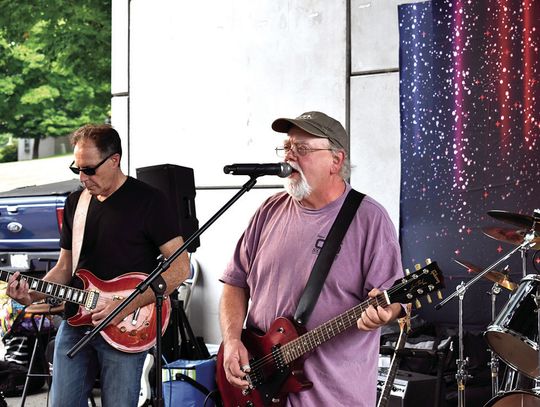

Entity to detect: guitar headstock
[387,260,445,307]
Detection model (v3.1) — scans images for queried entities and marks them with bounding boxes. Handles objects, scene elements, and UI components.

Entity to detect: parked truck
[0,179,81,276]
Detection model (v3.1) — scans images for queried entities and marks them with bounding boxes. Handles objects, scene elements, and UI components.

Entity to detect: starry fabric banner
[398,0,540,327]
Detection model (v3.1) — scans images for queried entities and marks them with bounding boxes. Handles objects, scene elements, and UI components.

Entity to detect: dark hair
[70,124,122,158]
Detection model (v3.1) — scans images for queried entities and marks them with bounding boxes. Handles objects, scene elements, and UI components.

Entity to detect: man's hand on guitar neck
[357,288,403,331]
[222,338,251,390]
[6,271,33,306]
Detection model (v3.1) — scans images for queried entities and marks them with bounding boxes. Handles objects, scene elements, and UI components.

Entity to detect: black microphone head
[278,162,293,178]
[223,162,293,177]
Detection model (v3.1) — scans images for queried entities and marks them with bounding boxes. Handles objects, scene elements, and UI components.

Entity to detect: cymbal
[453,258,517,291]
[488,210,540,232]
[482,226,540,247]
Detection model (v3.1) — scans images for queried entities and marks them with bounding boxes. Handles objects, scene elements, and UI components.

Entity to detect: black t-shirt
[61,176,180,289]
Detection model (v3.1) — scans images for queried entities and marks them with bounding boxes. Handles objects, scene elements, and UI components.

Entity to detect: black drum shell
[485,274,540,378]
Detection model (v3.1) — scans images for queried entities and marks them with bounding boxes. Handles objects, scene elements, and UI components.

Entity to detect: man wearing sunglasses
[219,111,404,406]
[6,124,190,406]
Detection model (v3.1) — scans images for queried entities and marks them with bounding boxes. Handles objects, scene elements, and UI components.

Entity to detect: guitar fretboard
[0,269,98,309]
[280,294,389,364]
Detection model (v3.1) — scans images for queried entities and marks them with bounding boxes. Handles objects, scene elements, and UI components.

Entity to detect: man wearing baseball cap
[219,111,404,406]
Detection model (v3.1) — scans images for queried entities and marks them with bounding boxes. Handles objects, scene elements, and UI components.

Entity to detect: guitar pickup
[85,290,99,310]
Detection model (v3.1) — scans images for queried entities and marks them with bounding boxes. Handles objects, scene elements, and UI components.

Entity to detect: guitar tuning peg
[437,290,443,300]
[426,294,433,304]
[405,268,410,275]
[425,258,432,265]
[415,263,421,271]
[415,299,422,309]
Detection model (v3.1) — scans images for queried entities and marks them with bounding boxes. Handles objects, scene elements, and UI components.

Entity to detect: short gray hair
[328,139,351,180]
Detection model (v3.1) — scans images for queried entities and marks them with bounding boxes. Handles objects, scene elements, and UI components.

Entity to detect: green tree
[0,1,111,159]
[0,143,17,163]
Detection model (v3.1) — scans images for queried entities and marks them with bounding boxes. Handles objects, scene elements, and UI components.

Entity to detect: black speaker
[377,369,441,407]
[136,164,200,252]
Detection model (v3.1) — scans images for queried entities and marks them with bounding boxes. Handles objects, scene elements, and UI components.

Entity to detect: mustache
[287,161,301,173]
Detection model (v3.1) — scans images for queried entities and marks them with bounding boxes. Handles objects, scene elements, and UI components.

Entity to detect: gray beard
[285,168,312,201]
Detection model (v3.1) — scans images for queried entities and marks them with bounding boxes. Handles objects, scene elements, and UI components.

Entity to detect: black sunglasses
[69,153,116,176]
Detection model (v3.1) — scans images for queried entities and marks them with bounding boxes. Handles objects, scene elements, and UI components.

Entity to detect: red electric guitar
[0,268,171,353]
[216,261,444,407]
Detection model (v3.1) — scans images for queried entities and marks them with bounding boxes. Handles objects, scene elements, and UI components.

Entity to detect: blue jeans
[50,321,147,407]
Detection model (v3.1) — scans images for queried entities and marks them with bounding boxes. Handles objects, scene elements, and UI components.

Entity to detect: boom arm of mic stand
[436,238,534,310]
[66,176,260,404]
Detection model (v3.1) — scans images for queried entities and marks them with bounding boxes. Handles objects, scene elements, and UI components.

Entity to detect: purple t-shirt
[221,184,403,406]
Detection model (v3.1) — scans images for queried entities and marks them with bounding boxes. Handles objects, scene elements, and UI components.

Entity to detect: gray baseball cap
[271,111,348,151]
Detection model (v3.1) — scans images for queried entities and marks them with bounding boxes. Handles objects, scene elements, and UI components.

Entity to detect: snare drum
[483,390,540,406]
[485,274,540,378]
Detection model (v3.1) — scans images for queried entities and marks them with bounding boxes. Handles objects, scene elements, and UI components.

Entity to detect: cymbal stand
[455,282,469,407]
[530,210,540,394]
[488,282,501,397]
[520,246,528,278]
[534,283,540,395]
[436,237,537,407]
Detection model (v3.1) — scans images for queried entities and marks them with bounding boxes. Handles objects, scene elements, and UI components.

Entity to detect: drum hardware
[437,222,537,407]
[488,281,503,397]
[533,281,540,396]
[456,281,470,407]
[532,210,540,399]
[454,259,516,292]
[481,209,540,406]
[454,259,513,397]
[500,365,533,393]
[485,274,540,379]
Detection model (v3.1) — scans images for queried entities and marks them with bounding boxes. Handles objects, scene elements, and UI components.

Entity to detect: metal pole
[456,282,468,407]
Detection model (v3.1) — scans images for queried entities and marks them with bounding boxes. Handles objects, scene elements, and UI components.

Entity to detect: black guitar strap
[294,189,365,326]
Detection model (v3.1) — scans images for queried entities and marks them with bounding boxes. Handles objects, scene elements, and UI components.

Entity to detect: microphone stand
[67,175,260,407]
[435,232,537,407]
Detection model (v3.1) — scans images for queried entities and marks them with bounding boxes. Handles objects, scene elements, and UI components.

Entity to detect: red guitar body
[216,317,312,407]
[67,269,171,353]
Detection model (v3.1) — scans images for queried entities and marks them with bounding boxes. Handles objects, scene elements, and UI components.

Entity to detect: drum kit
[437,209,540,407]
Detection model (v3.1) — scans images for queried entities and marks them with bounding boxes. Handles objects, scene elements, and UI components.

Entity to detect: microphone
[223,162,293,178]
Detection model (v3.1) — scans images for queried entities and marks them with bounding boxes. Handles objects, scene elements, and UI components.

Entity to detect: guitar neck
[0,269,97,309]
[377,327,409,407]
[280,293,389,364]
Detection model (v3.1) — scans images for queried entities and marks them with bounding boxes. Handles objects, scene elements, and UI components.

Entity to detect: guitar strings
[245,277,413,379]
[1,269,152,332]
[246,295,383,376]
[1,268,110,308]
